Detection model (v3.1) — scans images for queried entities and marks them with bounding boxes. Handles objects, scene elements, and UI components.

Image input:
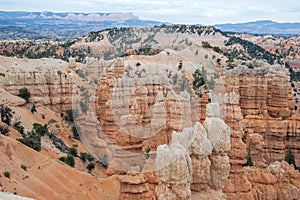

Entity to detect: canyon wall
[80,58,300,199]
[155,102,230,200]
[75,58,230,199]
[4,60,73,112]
[224,65,300,166]
[223,64,300,199]
[4,57,297,199]
[92,58,194,172]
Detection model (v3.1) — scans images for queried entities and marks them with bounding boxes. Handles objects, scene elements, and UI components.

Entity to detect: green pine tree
[285,148,296,167]
[243,153,254,167]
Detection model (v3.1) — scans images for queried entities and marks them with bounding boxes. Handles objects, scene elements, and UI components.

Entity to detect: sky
[0,0,299,25]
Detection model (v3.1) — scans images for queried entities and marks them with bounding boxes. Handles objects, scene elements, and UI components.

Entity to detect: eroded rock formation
[223,64,300,199]
[92,58,194,174]
[225,161,300,200]
[224,64,300,165]
[66,56,300,200]
[4,60,73,112]
[155,102,230,200]
[119,170,155,200]
[225,65,294,118]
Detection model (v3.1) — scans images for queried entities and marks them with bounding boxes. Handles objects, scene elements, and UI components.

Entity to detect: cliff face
[228,67,294,118]
[82,57,300,199]
[93,58,194,172]
[85,57,111,80]
[224,160,300,200]
[155,102,230,200]
[73,58,231,199]
[119,171,155,200]
[3,59,73,112]
[223,64,300,199]
[225,64,298,164]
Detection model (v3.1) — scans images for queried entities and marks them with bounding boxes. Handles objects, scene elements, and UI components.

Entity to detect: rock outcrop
[85,57,111,80]
[92,58,194,173]
[155,102,230,200]
[225,161,300,200]
[4,59,73,112]
[155,142,192,200]
[119,170,155,200]
[226,65,294,118]
[224,64,300,166]
[223,64,300,199]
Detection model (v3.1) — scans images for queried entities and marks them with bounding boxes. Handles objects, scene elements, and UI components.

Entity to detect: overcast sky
[1,0,299,25]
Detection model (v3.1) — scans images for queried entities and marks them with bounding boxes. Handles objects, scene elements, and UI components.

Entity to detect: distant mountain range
[0,11,299,40]
[215,20,300,37]
[0,11,166,39]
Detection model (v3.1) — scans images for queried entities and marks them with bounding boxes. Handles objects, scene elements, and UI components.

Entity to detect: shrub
[81,90,90,101]
[138,46,151,55]
[285,148,296,167]
[80,100,88,114]
[79,152,94,162]
[3,171,10,178]
[68,148,78,157]
[178,60,183,70]
[202,41,212,48]
[0,105,13,126]
[79,152,87,162]
[33,123,48,136]
[65,109,78,122]
[21,164,27,171]
[86,154,94,162]
[243,153,254,167]
[59,155,75,167]
[31,104,37,114]
[18,87,31,102]
[72,126,80,140]
[47,132,70,153]
[213,46,222,53]
[17,123,45,151]
[247,63,254,69]
[192,69,206,90]
[86,162,95,172]
[76,69,87,80]
[13,121,24,135]
[57,70,62,76]
[0,125,9,136]
[289,68,300,82]
[291,83,295,88]
[227,62,236,70]
[144,147,150,160]
[17,131,41,151]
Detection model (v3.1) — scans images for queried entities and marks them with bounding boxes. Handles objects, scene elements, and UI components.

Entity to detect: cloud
[0,0,299,24]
